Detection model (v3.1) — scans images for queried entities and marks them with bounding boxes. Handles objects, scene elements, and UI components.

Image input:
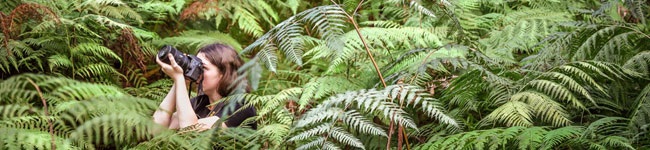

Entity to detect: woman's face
[197,52,222,95]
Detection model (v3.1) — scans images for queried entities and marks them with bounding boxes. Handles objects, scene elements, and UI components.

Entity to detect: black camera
[157,45,203,81]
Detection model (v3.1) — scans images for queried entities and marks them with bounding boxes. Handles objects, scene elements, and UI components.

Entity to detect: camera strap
[189,77,205,99]
[188,82,193,98]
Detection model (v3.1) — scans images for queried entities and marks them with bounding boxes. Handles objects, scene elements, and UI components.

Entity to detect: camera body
[157,45,203,81]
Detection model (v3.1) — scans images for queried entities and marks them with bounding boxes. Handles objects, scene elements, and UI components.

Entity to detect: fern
[478,9,570,64]
[125,79,172,100]
[1,0,649,149]
[68,113,157,147]
[629,84,650,146]
[481,61,637,127]
[77,0,143,24]
[154,30,243,53]
[1,74,150,105]
[0,41,43,74]
[243,5,347,72]
[327,27,444,71]
[541,126,584,149]
[482,101,533,127]
[0,128,78,150]
[415,126,595,150]
[624,51,650,77]
[517,127,547,149]
[383,45,470,86]
[0,74,181,149]
[253,123,289,148]
[290,84,457,149]
[298,76,363,110]
[515,91,572,127]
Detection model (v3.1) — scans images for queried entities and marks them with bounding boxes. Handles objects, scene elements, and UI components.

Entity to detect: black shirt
[190,95,257,129]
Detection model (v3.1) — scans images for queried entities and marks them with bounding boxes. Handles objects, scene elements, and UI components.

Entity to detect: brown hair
[197,43,247,97]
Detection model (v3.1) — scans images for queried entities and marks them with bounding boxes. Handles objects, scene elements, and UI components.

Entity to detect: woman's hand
[156,53,184,80]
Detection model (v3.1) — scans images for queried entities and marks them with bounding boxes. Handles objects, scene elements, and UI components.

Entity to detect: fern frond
[74,63,124,80]
[544,71,594,102]
[408,1,436,18]
[257,43,279,72]
[0,128,78,150]
[289,123,332,142]
[293,84,457,148]
[56,96,157,127]
[47,54,72,71]
[85,14,132,29]
[329,126,364,149]
[294,107,341,128]
[390,85,460,128]
[125,79,171,100]
[155,30,242,52]
[513,91,572,127]
[583,117,628,137]
[558,65,608,95]
[254,123,289,147]
[78,0,142,23]
[299,76,363,111]
[527,80,585,110]
[0,104,37,118]
[0,115,70,138]
[341,110,387,136]
[599,136,636,150]
[234,7,264,37]
[624,51,650,76]
[131,130,195,149]
[542,126,584,149]
[243,5,347,71]
[71,43,122,64]
[414,125,604,150]
[257,87,301,117]
[481,101,533,127]
[0,40,44,73]
[384,45,469,85]
[517,127,548,149]
[210,127,259,149]
[296,137,326,150]
[0,74,83,104]
[330,27,444,70]
[359,21,402,28]
[69,113,157,147]
[594,31,637,62]
[630,84,650,145]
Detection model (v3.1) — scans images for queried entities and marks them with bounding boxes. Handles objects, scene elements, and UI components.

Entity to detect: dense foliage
[1,0,649,149]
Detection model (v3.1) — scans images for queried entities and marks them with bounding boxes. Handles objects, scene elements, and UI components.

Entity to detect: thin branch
[353,0,364,15]
[328,0,398,149]
[27,79,55,150]
[329,0,387,88]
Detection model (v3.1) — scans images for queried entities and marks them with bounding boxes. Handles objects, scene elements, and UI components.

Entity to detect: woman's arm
[172,75,199,129]
[172,78,227,129]
[155,53,226,130]
[152,83,176,127]
[197,116,228,130]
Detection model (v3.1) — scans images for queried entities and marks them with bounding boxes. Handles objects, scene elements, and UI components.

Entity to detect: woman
[152,43,256,131]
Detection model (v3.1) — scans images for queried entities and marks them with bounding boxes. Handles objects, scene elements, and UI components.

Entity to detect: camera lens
[157,45,174,64]
[157,45,203,81]
[158,45,189,68]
